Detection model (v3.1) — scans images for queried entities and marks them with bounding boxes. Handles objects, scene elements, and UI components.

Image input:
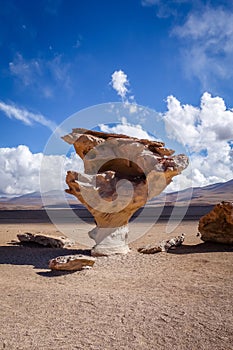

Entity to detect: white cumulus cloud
[111,70,129,100]
[0,145,83,196]
[99,117,155,140]
[110,70,139,114]
[164,92,233,191]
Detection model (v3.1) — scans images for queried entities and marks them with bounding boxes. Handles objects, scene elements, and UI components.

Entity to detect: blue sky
[1,0,233,195]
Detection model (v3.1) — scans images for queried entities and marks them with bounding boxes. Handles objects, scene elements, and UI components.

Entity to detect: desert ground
[0,216,232,350]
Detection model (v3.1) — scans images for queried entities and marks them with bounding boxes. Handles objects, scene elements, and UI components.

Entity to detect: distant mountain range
[0,179,232,210]
[149,178,233,206]
[0,190,81,210]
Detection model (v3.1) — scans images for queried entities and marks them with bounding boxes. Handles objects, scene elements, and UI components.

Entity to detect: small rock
[138,234,185,254]
[48,254,95,271]
[138,244,162,254]
[17,232,75,248]
[160,234,185,252]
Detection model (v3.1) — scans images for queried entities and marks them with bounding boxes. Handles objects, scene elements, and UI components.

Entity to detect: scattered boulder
[138,234,185,254]
[49,254,95,271]
[17,232,75,248]
[198,201,233,244]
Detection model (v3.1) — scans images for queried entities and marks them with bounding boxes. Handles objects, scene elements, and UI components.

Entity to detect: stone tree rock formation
[62,128,189,256]
[198,201,233,244]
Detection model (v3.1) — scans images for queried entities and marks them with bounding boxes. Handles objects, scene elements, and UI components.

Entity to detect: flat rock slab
[138,234,185,254]
[49,254,95,271]
[17,232,75,248]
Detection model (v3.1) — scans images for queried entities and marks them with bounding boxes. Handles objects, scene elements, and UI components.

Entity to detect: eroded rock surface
[17,232,75,248]
[198,201,233,244]
[63,128,189,255]
[49,254,95,271]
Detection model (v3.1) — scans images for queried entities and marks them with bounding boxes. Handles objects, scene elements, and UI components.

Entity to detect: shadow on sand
[0,241,232,274]
[0,243,92,277]
[168,242,233,255]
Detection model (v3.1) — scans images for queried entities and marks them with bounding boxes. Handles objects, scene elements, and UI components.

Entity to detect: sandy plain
[0,215,232,350]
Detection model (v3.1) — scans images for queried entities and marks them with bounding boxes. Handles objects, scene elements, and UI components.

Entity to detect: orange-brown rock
[49,254,95,271]
[62,128,189,255]
[198,201,233,244]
